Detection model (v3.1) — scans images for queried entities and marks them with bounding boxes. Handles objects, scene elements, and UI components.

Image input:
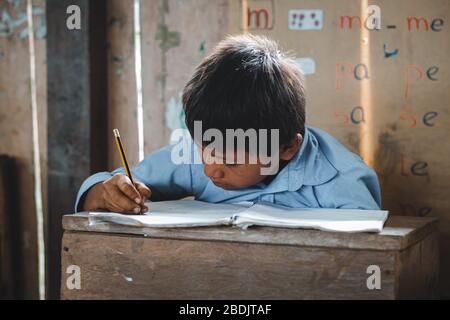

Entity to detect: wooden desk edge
[62,213,438,251]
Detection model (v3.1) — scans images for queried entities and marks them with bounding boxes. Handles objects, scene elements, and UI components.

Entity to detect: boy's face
[199,135,302,190]
[203,156,269,190]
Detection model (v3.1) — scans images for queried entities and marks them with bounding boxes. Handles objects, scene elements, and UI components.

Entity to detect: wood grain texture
[0,0,39,299]
[396,233,440,299]
[107,0,139,170]
[61,212,438,299]
[63,213,438,251]
[34,0,48,300]
[61,232,399,299]
[46,0,108,299]
[141,0,230,153]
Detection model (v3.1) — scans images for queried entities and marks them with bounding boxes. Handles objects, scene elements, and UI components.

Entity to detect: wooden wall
[0,0,47,299]
[227,0,450,296]
[106,0,450,297]
[107,0,139,169]
[106,0,229,170]
[46,0,108,299]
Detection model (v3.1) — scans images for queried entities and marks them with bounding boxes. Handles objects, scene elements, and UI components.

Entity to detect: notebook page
[88,200,248,228]
[234,202,389,233]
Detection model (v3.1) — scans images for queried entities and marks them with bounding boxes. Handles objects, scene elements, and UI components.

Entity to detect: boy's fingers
[104,195,134,214]
[117,177,142,204]
[105,202,128,215]
[104,185,141,214]
[140,204,149,213]
[134,182,151,200]
[110,199,143,215]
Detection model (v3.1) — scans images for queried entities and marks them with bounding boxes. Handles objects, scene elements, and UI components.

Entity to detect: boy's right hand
[83,173,151,214]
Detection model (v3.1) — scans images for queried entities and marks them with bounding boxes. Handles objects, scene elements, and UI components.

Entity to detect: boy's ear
[279,134,303,161]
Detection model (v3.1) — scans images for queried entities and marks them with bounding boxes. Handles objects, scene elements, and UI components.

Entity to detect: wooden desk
[60,213,439,299]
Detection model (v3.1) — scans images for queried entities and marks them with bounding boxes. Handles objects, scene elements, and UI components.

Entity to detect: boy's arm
[314,168,382,210]
[74,142,195,212]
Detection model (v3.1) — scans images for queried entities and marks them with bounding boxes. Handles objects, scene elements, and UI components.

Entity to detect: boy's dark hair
[182,34,306,152]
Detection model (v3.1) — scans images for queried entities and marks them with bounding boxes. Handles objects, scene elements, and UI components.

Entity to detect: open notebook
[88,200,389,233]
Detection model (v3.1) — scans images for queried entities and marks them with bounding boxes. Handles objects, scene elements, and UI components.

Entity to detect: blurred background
[0,0,449,299]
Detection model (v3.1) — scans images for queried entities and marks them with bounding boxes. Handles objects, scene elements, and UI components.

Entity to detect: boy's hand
[83,174,151,214]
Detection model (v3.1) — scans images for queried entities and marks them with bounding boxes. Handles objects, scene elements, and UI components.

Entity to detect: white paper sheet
[88,200,388,233]
[233,203,389,233]
[89,200,248,228]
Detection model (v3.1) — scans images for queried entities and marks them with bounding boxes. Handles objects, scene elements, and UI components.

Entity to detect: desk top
[63,213,437,251]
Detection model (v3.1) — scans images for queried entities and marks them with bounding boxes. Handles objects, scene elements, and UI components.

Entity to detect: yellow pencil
[113,129,134,184]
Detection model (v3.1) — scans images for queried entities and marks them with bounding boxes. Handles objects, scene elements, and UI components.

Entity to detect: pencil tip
[113,129,120,137]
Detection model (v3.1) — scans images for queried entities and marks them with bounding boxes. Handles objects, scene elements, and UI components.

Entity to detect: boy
[76,35,381,214]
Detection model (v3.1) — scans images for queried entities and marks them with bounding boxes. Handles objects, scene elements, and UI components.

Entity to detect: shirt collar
[260,127,338,193]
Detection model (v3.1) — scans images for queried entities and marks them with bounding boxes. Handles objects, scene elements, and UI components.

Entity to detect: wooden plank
[89,0,108,174]
[62,213,438,251]
[61,231,398,299]
[140,0,164,152]
[107,0,139,170]
[46,0,108,299]
[33,0,48,298]
[396,233,440,299]
[0,0,39,299]
[140,0,230,153]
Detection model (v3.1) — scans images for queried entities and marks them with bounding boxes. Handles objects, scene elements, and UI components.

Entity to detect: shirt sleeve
[74,142,195,212]
[314,167,382,210]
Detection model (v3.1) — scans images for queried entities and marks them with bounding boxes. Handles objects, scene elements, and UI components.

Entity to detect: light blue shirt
[75,127,381,212]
